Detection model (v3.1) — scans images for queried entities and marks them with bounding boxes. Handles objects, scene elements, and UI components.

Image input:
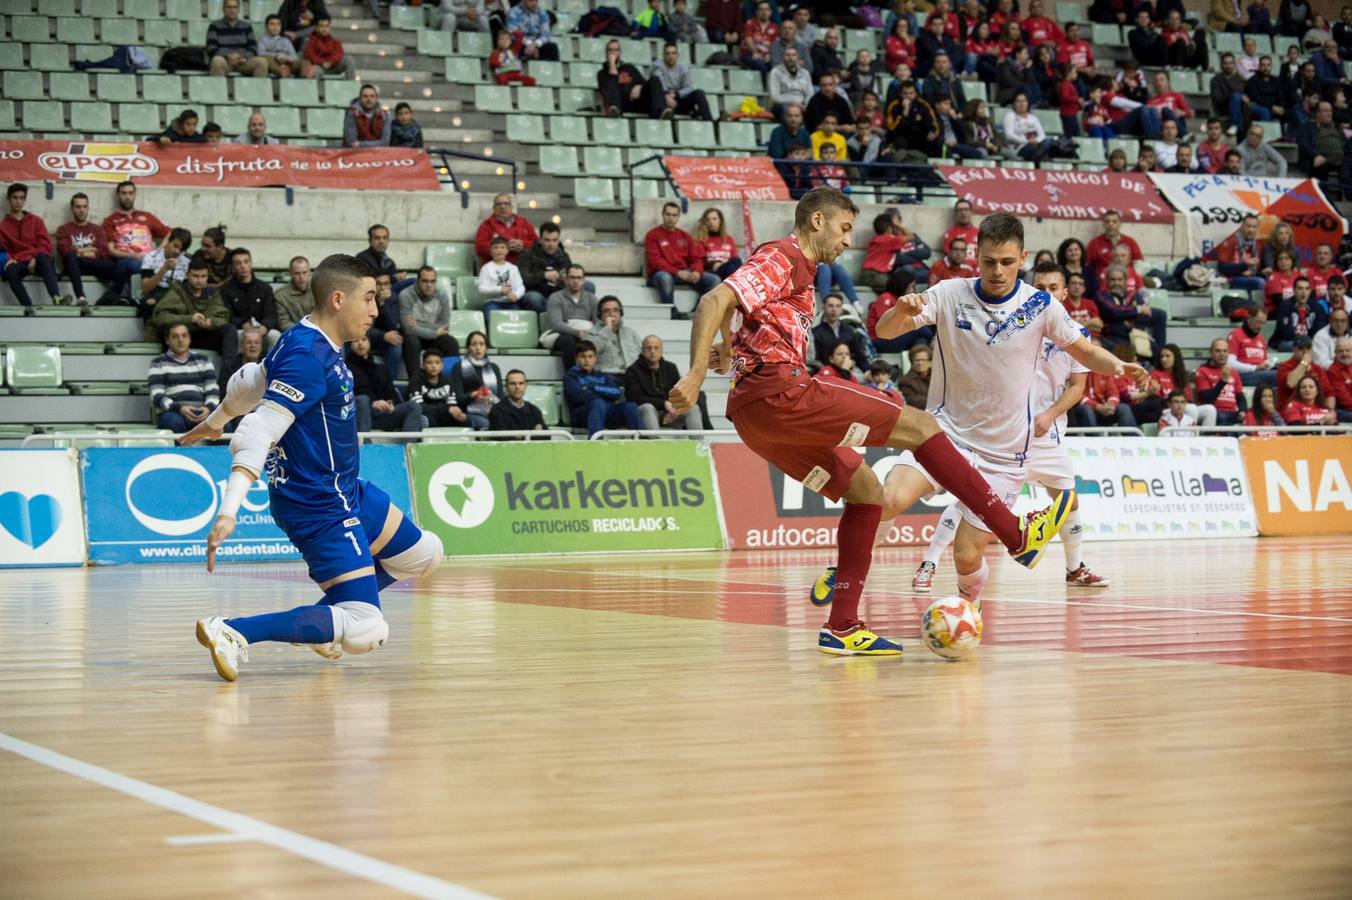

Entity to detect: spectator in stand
[1058,22,1096,87]
[813,293,872,372]
[399,265,459,377]
[770,48,814,117]
[816,341,862,383]
[273,256,312,331]
[448,331,504,431]
[1215,214,1267,292]
[1327,275,1350,315]
[1134,145,1160,172]
[652,42,714,121]
[812,26,845,76]
[192,226,232,289]
[1315,39,1348,87]
[1250,0,1278,35]
[542,264,598,363]
[668,0,707,43]
[866,269,928,354]
[921,51,967,111]
[645,202,718,320]
[1276,335,1332,407]
[156,109,207,145]
[1274,276,1330,349]
[1002,92,1057,161]
[356,223,404,286]
[1021,0,1063,46]
[768,103,812,158]
[1086,209,1143,274]
[1228,305,1279,385]
[964,21,999,81]
[149,323,219,433]
[1244,55,1287,125]
[1238,36,1262,79]
[518,222,577,312]
[703,0,743,43]
[691,208,741,279]
[474,193,537,266]
[57,192,130,305]
[489,28,536,86]
[564,341,642,436]
[1242,383,1286,429]
[1057,238,1100,300]
[439,0,496,35]
[996,46,1042,107]
[278,0,326,47]
[257,15,298,78]
[769,19,812,73]
[1210,0,1251,32]
[150,257,237,360]
[1265,248,1300,312]
[1313,305,1350,365]
[1222,149,1244,174]
[888,79,941,157]
[1153,343,1219,426]
[103,181,169,294]
[488,369,546,433]
[366,272,402,381]
[956,98,1003,158]
[1262,221,1297,276]
[1128,8,1165,66]
[138,227,192,313]
[1297,101,1344,178]
[1327,335,1352,420]
[1068,353,1138,428]
[1063,271,1103,337]
[895,341,931,408]
[943,199,979,266]
[1152,118,1189,169]
[811,113,849,160]
[805,72,855,135]
[740,0,778,73]
[632,0,673,41]
[1158,390,1199,435]
[1283,372,1340,423]
[625,335,702,432]
[348,334,424,435]
[300,16,353,78]
[0,183,62,307]
[1096,265,1145,351]
[780,145,815,198]
[476,236,527,314]
[343,85,391,148]
[860,212,931,290]
[1117,343,1164,423]
[505,0,558,61]
[202,122,223,143]
[1305,242,1339,299]
[588,296,642,375]
[1280,0,1315,37]
[928,236,977,284]
[408,348,468,428]
[1159,8,1207,69]
[234,111,279,146]
[917,14,964,79]
[1237,122,1289,176]
[815,147,853,203]
[1147,71,1195,138]
[388,103,423,148]
[597,40,663,119]
[207,0,266,78]
[844,50,881,108]
[1196,118,1233,174]
[789,4,819,44]
[218,327,264,398]
[1213,56,1248,131]
[221,248,279,351]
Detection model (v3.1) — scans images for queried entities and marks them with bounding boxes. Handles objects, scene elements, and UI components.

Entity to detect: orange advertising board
[1238,436,1352,535]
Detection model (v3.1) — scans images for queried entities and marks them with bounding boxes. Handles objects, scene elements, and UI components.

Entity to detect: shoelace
[228,631,250,663]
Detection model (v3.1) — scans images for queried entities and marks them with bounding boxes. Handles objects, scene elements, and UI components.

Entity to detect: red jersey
[1058,38,1094,70]
[695,234,738,272]
[966,36,999,58]
[1022,15,1063,45]
[56,221,106,258]
[1214,233,1262,269]
[1276,358,1331,409]
[942,224,979,264]
[1161,25,1193,47]
[867,291,896,341]
[1146,91,1194,119]
[474,213,538,264]
[741,18,778,61]
[1063,296,1101,336]
[1057,80,1081,117]
[886,34,917,71]
[1305,264,1337,298]
[1327,360,1352,409]
[1082,371,1123,408]
[863,232,921,274]
[102,209,168,257]
[1227,325,1269,368]
[1265,270,1297,311]
[928,257,977,283]
[1082,97,1111,130]
[644,225,700,277]
[1150,367,1177,395]
[1195,363,1244,412]
[989,11,1021,33]
[723,234,818,387]
[1195,140,1232,175]
[1086,232,1143,272]
[1282,400,1331,424]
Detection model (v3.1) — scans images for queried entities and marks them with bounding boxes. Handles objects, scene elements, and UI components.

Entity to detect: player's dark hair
[368,223,388,239]
[421,348,443,362]
[167,227,192,252]
[202,225,226,246]
[394,102,412,114]
[872,213,893,235]
[539,221,560,236]
[794,186,859,230]
[7,182,27,198]
[505,368,526,381]
[203,121,222,136]
[116,179,135,192]
[662,201,680,214]
[489,236,509,247]
[885,267,915,297]
[573,340,597,361]
[976,212,1023,251]
[598,295,623,314]
[418,264,437,277]
[867,359,893,376]
[230,247,250,261]
[1032,260,1067,282]
[566,264,585,276]
[187,255,209,272]
[311,253,375,312]
[161,322,189,341]
[1167,389,1187,401]
[1294,275,1312,287]
[266,13,280,23]
[70,192,88,205]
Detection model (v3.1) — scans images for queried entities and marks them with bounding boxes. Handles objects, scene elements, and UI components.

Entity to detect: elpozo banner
[0,140,440,191]
[1238,435,1352,536]
[81,445,413,565]
[1149,173,1346,262]
[409,440,724,555]
[936,165,1173,223]
[0,449,87,567]
[664,154,791,201]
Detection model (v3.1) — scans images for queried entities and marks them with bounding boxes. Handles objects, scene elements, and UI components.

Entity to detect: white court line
[165,832,255,846]
[0,732,494,900]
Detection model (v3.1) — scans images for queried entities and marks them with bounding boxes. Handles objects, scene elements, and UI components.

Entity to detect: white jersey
[914,277,1085,465]
[1032,338,1090,448]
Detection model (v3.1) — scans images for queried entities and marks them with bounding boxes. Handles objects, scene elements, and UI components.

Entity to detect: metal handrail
[20,431,174,447]
[625,153,679,214]
[767,157,949,202]
[357,429,574,443]
[589,429,740,440]
[1191,424,1352,435]
[1063,427,1147,436]
[427,147,519,209]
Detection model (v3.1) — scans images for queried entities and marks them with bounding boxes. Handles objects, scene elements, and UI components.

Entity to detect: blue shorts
[272,479,393,585]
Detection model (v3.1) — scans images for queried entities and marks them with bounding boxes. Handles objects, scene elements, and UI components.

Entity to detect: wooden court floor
[1,536,1350,899]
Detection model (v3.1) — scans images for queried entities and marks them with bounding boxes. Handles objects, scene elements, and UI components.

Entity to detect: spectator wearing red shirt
[1282,373,1339,424]
[1304,242,1339,300]
[300,16,353,78]
[1213,213,1266,292]
[1063,272,1103,338]
[867,268,932,354]
[1146,70,1196,136]
[56,192,132,304]
[942,199,979,266]
[1086,209,1144,273]
[1276,336,1333,409]
[927,236,978,285]
[1264,248,1300,313]
[1326,335,1352,422]
[815,341,862,382]
[1195,117,1233,173]
[0,182,61,307]
[925,0,962,41]
[474,193,537,265]
[740,1,779,73]
[989,0,1021,35]
[1227,306,1278,387]
[102,180,168,286]
[1067,366,1138,428]
[1273,277,1330,351]
[691,207,741,279]
[1159,9,1205,69]
[1021,0,1064,47]
[860,212,931,291]
[1152,342,1219,426]
[1195,338,1248,425]
[886,19,918,73]
[1057,22,1095,83]
[646,201,718,320]
[1243,384,1286,432]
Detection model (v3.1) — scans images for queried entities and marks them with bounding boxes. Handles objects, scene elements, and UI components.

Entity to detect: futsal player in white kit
[910,261,1111,592]
[811,214,1145,610]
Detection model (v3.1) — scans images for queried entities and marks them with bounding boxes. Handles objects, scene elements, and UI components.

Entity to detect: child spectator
[477,237,526,313]
[865,359,904,403]
[669,0,708,43]
[490,28,536,85]
[258,15,299,78]
[1244,384,1286,432]
[301,17,353,78]
[811,143,850,191]
[564,341,643,435]
[631,0,673,40]
[810,113,848,160]
[157,109,207,145]
[389,102,424,148]
[781,145,814,198]
[691,207,741,279]
[203,122,223,143]
[858,90,886,133]
[409,348,469,427]
[861,212,931,291]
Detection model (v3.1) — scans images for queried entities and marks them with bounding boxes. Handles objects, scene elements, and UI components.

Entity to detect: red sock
[829,503,882,631]
[914,433,1022,551]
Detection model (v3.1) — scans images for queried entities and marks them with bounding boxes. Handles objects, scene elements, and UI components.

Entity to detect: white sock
[1062,508,1083,572]
[923,502,962,566]
[957,559,989,602]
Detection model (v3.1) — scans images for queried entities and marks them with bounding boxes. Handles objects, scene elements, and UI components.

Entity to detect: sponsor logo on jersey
[986,291,1051,345]
[268,380,305,403]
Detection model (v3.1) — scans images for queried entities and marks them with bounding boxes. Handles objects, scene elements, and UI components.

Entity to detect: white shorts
[1024,439,1076,491]
[892,444,1024,533]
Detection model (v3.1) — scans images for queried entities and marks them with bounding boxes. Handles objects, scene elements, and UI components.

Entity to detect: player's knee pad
[378,530,443,581]
[329,600,389,655]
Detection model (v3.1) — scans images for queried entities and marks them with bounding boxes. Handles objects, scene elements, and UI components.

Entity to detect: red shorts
[727,366,905,501]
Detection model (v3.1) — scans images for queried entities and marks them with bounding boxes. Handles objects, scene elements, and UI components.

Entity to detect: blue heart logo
[0,492,63,550]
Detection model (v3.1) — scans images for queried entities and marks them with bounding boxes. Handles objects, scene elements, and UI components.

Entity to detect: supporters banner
[1149,173,1345,262]
[664,155,790,201]
[936,165,1173,223]
[80,445,413,565]
[0,450,86,568]
[408,441,724,555]
[0,140,440,191]
[1238,435,1352,536]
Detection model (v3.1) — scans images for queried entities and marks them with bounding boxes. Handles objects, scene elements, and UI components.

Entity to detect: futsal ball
[921,597,983,660]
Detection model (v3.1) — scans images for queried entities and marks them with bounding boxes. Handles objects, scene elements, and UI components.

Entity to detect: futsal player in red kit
[668,188,1074,656]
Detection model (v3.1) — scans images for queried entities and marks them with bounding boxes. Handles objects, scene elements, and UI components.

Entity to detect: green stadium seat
[487,309,540,349]
[516,86,555,113]
[41,0,80,14]
[631,179,666,199]
[455,30,491,56]
[627,151,665,178]
[141,73,184,104]
[186,18,208,44]
[100,18,140,46]
[726,69,763,96]
[56,17,97,45]
[574,176,623,210]
[96,73,139,102]
[633,117,672,147]
[83,0,118,14]
[591,116,631,146]
[1032,109,1062,135]
[505,113,547,144]
[210,105,249,133]
[1073,137,1106,164]
[0,44,24,70]
[557,87,595,113]
[187,76,229,105]
[473,84,513,112]
[455,275,484,310]
[690,67,723,94]
[425,244,477,275]
[11,16,52,43]
[1214,32,1242,54]
[548,115,587,144]
[124,0,159,17]
[538,144,582,175]
[1169,71,1200,94]
[1106,137,1139,159]
[444,56,485,83]
[582,145,624,177]
[575,36,607,60]
[21,101,65,132]
[1273,35,1300,57]
[29,44,72,71]
[718,121,759,150]
[165,0,202,20]
[388,5,426,29]
[565,61,593,85]
[322,78,354,106]
[279,79,319,107]
[417,30,454,57]
[0,100,14,130]
[1091,24,1122,46]
[447,310,485,343]
[677,119,716,148]
[842,28,874,50]
[528,60,565,86]
[1055,2,1083,20]
[6,346,65,394]
[524,383,560,426]
[71,101,114,133]
[116,102,161,136]
[305,107,344,138]
[3,71,46,101]
[233,77,274,106]
[267,106,303,136]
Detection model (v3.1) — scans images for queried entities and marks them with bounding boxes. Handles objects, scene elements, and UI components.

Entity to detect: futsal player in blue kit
[183,254,444,682]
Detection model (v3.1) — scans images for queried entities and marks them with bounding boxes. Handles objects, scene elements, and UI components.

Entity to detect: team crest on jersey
[268,379,305,403]
[986,291,1051,345]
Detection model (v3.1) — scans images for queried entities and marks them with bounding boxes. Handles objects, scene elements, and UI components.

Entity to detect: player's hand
[1033,410,1055,438]
[206,514,235,573]
[896,292,926,316]
[709,340,732,373]
[179,417,225,446]
[669,371,703,414]
[1116,361,1150,389]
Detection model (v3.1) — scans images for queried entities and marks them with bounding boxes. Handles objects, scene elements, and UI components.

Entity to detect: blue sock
[227,605,335,645]
[374,561,396,591]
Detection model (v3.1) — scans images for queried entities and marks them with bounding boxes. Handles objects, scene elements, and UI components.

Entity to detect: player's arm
[179,361,269,446]
[669,283,737,414]
[1034,372,1086,437]
[873,292,929,339]
[204,400,295,572]
[1064,337,1149,388]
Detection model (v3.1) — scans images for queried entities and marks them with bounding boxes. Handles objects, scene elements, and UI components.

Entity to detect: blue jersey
[260,318,361,521]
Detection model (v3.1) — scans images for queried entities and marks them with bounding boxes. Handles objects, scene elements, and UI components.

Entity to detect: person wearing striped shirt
[208,0,268,78]
[149,323,220,433]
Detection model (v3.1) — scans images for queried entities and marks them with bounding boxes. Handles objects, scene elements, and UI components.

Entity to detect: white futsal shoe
[293,642,344,660]
[196,616,249,682]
